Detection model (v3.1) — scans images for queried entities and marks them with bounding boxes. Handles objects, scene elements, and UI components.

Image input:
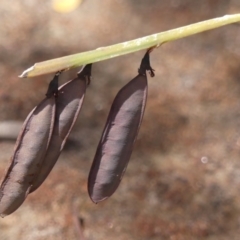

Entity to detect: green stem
[20,14,240,78]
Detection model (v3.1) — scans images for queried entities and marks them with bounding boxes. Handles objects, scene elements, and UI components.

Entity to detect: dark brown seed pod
[88,52,155,203]
[30,64,92,193]
[0,73,59,217]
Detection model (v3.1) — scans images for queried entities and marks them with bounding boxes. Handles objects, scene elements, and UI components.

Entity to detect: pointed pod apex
[91,199,98,204]
[91,200,98,204]
[138,51,155,77]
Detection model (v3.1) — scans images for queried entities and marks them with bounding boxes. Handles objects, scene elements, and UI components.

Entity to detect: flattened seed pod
[0,74,59,217]
[88,52,155,203]
[30,64,92,193]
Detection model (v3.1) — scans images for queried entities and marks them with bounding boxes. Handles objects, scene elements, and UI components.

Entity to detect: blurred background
[1,0,240,239]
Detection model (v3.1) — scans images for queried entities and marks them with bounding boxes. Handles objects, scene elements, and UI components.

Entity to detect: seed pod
[88,52,155,203]
[0,73,59,217]
[30,64,92,193]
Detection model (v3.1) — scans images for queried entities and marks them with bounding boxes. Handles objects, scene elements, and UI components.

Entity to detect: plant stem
[20,14,240,78]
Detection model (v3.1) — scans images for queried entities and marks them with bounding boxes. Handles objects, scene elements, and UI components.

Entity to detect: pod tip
[89,196,98,204]
[19,66,34,78]
[89,194,109,204]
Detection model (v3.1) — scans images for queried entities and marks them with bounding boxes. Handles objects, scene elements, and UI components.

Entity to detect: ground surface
[1,0,240,239]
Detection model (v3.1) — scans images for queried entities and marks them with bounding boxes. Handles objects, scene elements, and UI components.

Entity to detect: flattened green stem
[20,14,240,78]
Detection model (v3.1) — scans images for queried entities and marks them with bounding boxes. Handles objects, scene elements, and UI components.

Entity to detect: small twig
[19,14,240,78]
[0,121,22,140]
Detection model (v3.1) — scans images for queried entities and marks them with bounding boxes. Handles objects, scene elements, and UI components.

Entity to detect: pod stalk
[138,51,155,77]
[78,64,92,85]
[45,72,61,98]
